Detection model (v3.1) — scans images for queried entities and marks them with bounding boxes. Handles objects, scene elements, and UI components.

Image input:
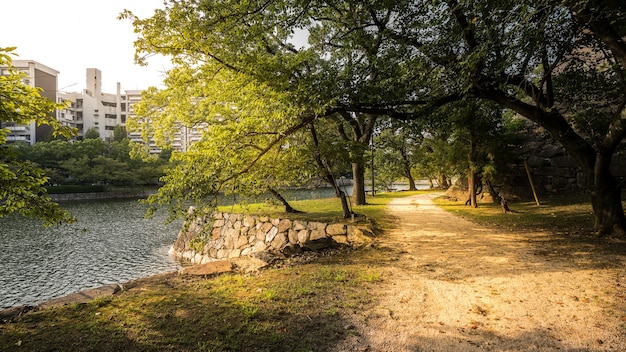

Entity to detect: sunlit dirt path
[338,192,626,352]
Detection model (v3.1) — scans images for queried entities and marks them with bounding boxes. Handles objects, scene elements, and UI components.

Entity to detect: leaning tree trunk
[310,124,351,218]
[400,151,417,190]
[352,162,367,205]
[267,188,301,213]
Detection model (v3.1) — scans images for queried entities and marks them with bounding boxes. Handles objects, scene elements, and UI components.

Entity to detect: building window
[76,99,83,108]
[121,103,126,112]
[105,126,115,131]
[102,101,117,107]
[105,114,117,119]
[121,114,126,123]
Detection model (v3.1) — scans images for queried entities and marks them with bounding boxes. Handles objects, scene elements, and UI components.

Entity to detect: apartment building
[3,61,205,152]
[60,68,205,152]
[0,60,59,144]
[58,68,139,141]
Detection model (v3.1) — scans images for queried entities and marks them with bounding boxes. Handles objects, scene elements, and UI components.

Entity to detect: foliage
[122,0,626,234]
[16,138,168,188]
[83,127,100,139]
[129,63,341,221]
[0,47,76,225]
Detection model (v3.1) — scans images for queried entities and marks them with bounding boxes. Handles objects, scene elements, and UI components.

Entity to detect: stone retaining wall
[169,210,374,264]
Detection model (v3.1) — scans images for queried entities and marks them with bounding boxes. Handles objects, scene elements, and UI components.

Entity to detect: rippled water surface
[0,199,183,309]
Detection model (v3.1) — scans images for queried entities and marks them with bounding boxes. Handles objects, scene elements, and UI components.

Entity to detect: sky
[1,0,172,93]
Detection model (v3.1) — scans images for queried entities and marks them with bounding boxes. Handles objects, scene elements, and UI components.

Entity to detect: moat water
[0,199,183,309]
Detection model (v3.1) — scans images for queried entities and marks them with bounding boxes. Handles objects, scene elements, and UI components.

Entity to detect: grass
[433,194,600,235]
[0,262,385,352]
[218,190,426,229]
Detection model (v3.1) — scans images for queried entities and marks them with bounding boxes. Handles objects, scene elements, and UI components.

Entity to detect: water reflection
[0,199,183,309]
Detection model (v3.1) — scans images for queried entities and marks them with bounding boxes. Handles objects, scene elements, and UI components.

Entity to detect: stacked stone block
[169,211,372,264]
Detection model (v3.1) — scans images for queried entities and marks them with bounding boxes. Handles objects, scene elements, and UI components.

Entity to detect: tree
[372,119,423,191]
[112,125,128,142]
[84,127,100,139]
[428,0,626,235]
[129,64,328,220]
[0,47,75,225]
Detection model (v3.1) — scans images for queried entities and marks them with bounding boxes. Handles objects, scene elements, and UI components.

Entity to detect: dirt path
[340,193,626,351]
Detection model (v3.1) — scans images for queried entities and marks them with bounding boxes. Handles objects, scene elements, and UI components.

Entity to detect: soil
[337,192,626,352]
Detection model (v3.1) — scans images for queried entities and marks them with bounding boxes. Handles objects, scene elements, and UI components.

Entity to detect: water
[0,199,183,309]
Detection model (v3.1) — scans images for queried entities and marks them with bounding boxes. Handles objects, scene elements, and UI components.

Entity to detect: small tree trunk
[428,178,435,189]
[267,188,302,213]
[467,172,478,208]
[310,124,351,218]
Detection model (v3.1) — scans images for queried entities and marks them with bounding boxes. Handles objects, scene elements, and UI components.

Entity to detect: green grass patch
[217,190,429,226]
[433,194,598,235]
[0,262,384,352]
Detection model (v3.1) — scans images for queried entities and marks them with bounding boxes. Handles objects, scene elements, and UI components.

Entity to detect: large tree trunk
[438,171,449,189]
[406,172,417,191]
[352,162,367,205]
[590,154,626,236]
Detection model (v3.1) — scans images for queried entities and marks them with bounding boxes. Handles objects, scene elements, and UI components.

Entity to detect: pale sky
[1,0,172,93]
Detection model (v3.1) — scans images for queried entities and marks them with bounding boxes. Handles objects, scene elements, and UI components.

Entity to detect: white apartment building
[58,68,140,141]
[60,68,205,152]
[2,61,205,152]
[0,60,59,144]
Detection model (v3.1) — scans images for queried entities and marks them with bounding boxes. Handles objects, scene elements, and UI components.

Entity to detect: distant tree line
[14,126,170,190]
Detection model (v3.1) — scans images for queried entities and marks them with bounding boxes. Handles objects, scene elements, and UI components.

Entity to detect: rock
[271,233,288,249]
[288,229,298,244]
[332,235,349,244]
[39,283,123,308]
[293,220,307,231]
[236,235,249,249]
[310,229,327,241]
[254,240,268,252]
[179,260,232,276]
[297,229,309,243]
[216,248,230,259]
[266,226,279,242]
[243,216,256,227]
[229,256,269,273]
[278,219,292,233]
[326,223,346,235]
[260,222,273,233]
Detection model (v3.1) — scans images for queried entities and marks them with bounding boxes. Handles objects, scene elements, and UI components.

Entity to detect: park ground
[1,192,625,351]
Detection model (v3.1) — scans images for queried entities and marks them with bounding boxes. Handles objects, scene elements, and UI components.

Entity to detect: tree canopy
[124,0,626,235]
